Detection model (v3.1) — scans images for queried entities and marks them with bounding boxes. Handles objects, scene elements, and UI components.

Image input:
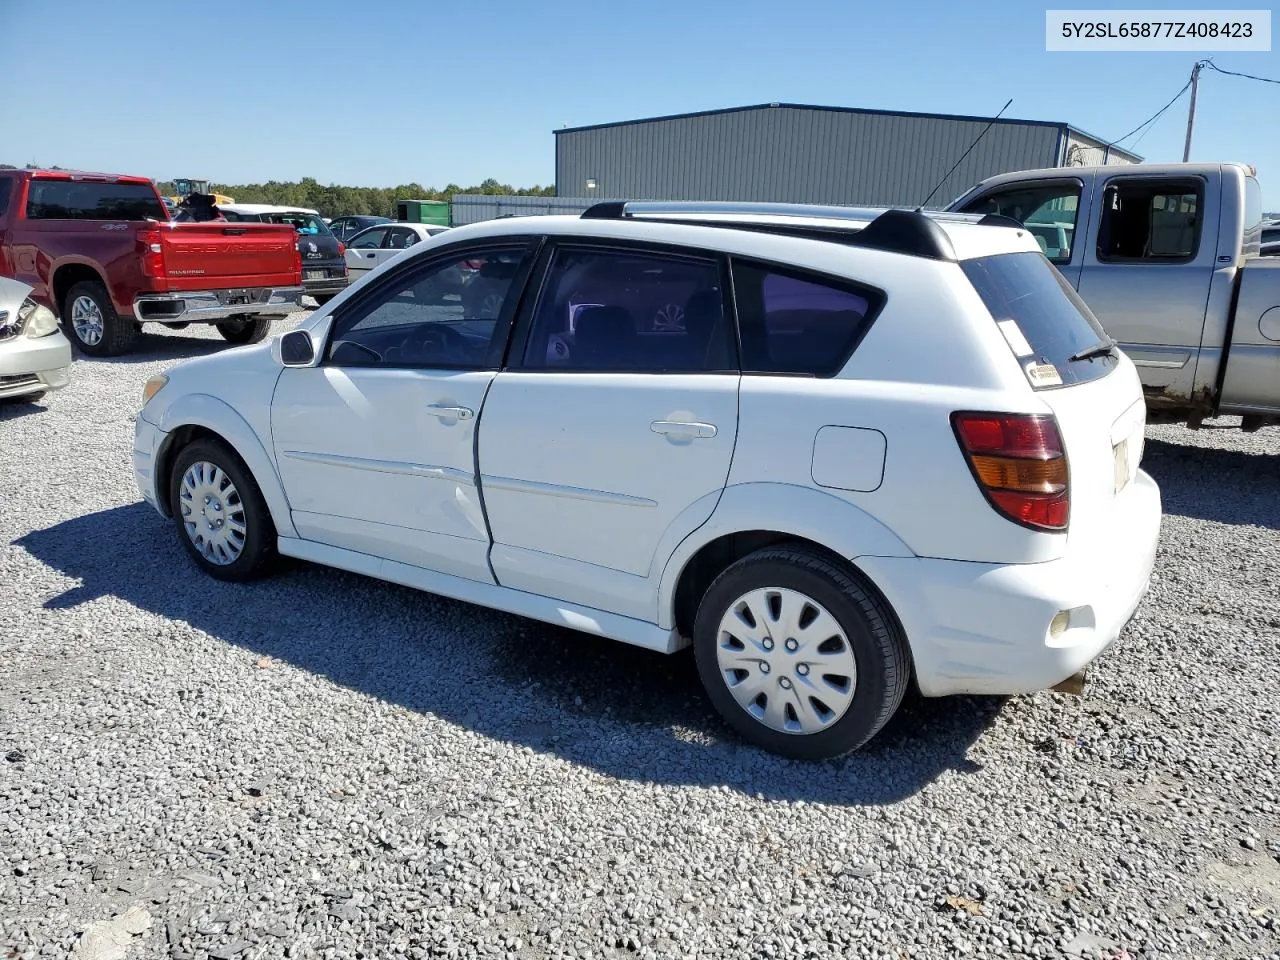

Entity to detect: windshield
[961,252,1116,389]
[264,212,331,235]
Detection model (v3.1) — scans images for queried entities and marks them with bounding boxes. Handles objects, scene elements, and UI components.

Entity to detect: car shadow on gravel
[1142,437,1280,530]
[81,332,240,364]
[18,503,999,806]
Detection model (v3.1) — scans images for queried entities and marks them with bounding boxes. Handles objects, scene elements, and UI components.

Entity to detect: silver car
[0,277,72,403]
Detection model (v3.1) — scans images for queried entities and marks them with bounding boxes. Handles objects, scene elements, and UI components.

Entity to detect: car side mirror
[280,329,316,366]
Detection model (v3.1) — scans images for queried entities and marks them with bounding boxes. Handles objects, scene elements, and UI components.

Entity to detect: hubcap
[715,587,858,735]
[70,296,105,346]
[178,461,247,565]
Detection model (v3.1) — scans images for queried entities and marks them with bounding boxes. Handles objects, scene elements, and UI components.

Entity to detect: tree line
[1,165,554,217]
[154,177,555,216]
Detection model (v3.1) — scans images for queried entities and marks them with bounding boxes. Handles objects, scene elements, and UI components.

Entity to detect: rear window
[26,180,165,221]
[961,252,1116,389]
[263,212,332,235]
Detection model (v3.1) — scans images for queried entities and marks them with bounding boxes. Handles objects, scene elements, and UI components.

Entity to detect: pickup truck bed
[0,170,303,356]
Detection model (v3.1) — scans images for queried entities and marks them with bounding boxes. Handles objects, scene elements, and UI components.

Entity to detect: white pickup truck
[949,162,1280,431]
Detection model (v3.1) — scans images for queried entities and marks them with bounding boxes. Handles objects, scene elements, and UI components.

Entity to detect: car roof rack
[577,200,1013,261]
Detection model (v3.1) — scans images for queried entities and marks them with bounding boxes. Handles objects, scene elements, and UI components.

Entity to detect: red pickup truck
[0,169,304,356]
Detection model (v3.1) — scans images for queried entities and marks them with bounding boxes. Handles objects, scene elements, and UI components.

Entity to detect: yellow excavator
[168,178,234,207]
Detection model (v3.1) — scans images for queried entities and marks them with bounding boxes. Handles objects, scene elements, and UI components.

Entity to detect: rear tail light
[337,241,346,257]
[952,412,1069,532]
[291,240,303,276]
[139,228,166,278]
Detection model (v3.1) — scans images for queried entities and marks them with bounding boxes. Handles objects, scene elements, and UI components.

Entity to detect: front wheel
[215,316,272,344]
[693,546,910,760]
[169,438,277,581]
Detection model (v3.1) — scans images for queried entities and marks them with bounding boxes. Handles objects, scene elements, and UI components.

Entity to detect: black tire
[215,316,272,345]
[1,391,47,404]
[312,294,335,307]
[169,438,277,582]
[693,545,910,760]
[62,280,136,357]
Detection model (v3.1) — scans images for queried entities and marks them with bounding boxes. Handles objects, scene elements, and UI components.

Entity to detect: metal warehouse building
[552,102,1140,209]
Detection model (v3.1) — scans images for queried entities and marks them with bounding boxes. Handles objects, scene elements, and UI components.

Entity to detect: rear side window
[1097,178,1203,261]
[26,181,166,221]
[731,260,881,377]
[962,252,1115,389]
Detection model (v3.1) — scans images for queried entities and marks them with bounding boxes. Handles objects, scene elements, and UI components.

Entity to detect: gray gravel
[2,310,1279,960]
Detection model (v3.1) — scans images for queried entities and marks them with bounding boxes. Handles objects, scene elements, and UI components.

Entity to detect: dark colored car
[219,206,349,305]
[328,215,392,243]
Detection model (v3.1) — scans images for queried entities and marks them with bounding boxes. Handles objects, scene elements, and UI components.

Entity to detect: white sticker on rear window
[997,319,1034,357]
[1025,361,1063,387]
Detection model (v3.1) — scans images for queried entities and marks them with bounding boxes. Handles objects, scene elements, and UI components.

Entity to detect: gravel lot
[2,310,1279,960]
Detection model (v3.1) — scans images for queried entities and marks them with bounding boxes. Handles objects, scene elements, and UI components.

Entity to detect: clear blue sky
[1,0,1277,204]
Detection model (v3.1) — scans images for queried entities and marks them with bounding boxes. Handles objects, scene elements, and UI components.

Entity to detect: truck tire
[63,281,137,357]
[312,295,335,307]
[215,316,272,345]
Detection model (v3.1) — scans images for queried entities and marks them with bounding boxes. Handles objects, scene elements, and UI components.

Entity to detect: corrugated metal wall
[554,106,1063,209]
[450,194,613,226]
[1062,130,1140,167]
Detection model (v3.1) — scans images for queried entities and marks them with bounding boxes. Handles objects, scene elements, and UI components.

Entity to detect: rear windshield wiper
[1069,339,1118,363]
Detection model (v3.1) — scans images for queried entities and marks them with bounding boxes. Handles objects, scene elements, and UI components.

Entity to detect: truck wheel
[693,546,910,760]
[63,281,137,357]
[312,295,334,307]
[169,438,277,581]
[215,316,272,345]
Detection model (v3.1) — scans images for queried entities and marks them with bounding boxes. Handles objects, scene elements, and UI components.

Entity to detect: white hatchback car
[133,202,1161,759]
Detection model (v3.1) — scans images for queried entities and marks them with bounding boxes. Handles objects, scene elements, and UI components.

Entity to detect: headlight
[142,374,169,406]
[17,298,59,338]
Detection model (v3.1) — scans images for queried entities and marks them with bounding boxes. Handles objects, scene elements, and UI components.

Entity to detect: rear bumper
[858,469,1162,697]
[133,287,305,323]
[302,276,349,296]
[0,331,73,397]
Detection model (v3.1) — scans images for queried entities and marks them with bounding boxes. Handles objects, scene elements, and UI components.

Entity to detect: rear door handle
[365,252,377,258]
[651,420,717,439]
[426,404,474,421]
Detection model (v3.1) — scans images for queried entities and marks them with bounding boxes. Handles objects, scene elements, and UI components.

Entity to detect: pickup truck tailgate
[1218,258,1280,414]
[160,223,300,291]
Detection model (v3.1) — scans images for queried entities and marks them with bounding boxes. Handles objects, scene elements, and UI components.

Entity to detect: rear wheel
[63,280,136,356]
[693,546,910,760]
[215,316,272,344]
[312,294,335,307]
[169,438,277,581]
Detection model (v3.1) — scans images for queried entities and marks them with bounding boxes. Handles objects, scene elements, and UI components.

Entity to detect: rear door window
[962,252,1116,388]
[26,180,166,220]
[1097,178,1204,261]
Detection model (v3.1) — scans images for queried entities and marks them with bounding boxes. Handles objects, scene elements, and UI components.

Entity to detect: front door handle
[651,420,717,439]
[365,252,377,259]
[426,404,474,421]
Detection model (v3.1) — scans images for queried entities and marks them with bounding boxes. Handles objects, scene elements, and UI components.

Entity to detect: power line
[1106,80,1192,148]
[1201,59,1280,86]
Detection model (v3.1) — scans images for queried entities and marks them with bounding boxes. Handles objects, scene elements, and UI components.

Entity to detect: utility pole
[1182,61,1202,162]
